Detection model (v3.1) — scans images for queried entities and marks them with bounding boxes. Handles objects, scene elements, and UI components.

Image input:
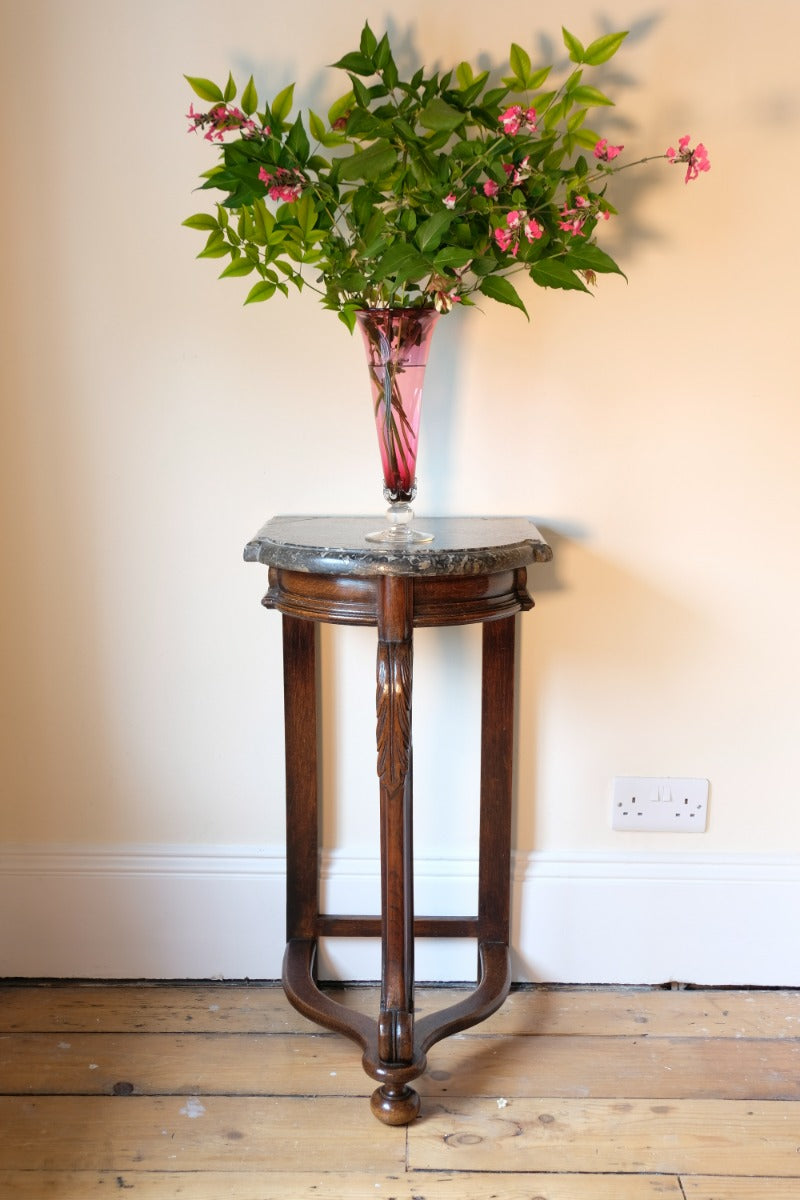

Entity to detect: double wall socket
[611,776,709,832]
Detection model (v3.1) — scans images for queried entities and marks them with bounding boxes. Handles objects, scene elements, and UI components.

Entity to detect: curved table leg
[373,575,418,1122]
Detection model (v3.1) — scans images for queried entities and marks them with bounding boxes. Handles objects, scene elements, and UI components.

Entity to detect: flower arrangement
[183,23,709,327]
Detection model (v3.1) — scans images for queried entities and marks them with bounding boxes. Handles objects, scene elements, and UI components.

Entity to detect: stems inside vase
[356,308,439,544]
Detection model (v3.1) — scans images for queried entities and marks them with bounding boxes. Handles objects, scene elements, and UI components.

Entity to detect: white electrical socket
[611,776,709,832]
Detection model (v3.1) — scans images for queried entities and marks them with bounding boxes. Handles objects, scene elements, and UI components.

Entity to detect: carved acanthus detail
[376,640,413,790]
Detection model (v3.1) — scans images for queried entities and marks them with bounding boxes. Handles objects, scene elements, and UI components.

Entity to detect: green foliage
[183,20,654,318]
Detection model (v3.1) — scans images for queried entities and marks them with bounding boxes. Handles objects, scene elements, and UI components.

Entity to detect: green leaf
[374,242,430,283]
[197,241,229,259]
[344,107,381,138]
[573,127,602,150]
[331,51,375,76]
[244,280,277,304]
[272,83,295,123]
[241,75,258,115]
[456,61,474,89]
[219,257,256,279]
[328,90,354,126]
[433,246,474,270]
[182,213,219,231]
[349,73,372,108]
[583,30,629,65]
[529,66,552,89]
[335,139,397,182]
[223,72,236,103]
[530,258,589,292]
[570,85,615,107]
[478,274,529,317]
[184,75,223,103]
[565,242,626,277]
[374,33,392,71]
[308,110,327,142]
[286,114,310,162]
[416,211,452,253]
[419,97,466,133]
[562,28,585,63]
[509,43,531,85]
[360,22,378,58]
[294,193,316,238]
[251,198,272,242]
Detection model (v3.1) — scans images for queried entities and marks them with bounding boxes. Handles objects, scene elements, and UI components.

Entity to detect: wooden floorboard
[409,1097,800,1175]
[0,984,798,1199]
[3,983,799,1037]
[0,1171,685,1198]
[3,1032,798,1100]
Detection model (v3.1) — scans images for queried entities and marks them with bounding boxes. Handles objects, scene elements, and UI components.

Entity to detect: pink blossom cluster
[593,138,624,162]
[258,166,306,202]
[494,209,544,257]
[499,105,537,136]
[667,135,711,183]
[502,156,531,185]
[187,103,264,142]
[558,195,609,237]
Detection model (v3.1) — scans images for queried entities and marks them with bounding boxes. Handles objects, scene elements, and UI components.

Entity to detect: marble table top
[244,515,552,577]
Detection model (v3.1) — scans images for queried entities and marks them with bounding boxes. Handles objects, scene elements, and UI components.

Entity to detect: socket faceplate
[612,776,709,832]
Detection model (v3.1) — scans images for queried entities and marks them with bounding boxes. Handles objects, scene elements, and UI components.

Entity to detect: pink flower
[524,217,543,241]
[443,192,457,209]
[499,105,536,136]
[258,165,305,203]
[667,135,711,183]
[499,105,522,135]
[483,180,500,198]
[558,204,585,236]
[502,155,530,186]
[506,210,521,229]
[593,138,624,162]
[494,227,513,252]
[187,102,262,142]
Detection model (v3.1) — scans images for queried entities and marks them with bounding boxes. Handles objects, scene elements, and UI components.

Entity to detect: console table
[244,515,552,1123]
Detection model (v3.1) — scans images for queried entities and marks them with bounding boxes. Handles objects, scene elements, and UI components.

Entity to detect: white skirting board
[1,845,798,985]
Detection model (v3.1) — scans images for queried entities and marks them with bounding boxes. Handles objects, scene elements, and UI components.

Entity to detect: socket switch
[612,776,709,832]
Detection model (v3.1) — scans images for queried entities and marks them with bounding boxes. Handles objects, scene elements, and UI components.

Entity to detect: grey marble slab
[244,515,552,577]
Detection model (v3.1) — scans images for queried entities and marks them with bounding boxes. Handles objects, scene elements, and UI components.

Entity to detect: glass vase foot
[365,501,433,544]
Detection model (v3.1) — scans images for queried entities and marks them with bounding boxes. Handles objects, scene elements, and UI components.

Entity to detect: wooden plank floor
[1,983,799,1198]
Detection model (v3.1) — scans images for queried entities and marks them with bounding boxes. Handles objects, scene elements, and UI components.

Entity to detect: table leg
[479,615,515,946]
[281,616,319,944]
[371,575,420,1124]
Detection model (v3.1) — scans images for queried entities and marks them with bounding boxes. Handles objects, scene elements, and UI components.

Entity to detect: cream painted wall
[2,1,799,917]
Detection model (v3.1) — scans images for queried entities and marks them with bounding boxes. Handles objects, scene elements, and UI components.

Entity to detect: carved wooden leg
[371,575,420,1124]
[281,616,319,945]
[478,615,515,981]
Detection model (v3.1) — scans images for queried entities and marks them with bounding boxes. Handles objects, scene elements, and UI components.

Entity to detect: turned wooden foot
[370,1084,421,1126]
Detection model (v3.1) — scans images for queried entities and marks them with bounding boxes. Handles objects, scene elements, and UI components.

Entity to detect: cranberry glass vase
[356,307,439,543]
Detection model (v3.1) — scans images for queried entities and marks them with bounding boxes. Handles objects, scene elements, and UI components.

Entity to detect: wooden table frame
[247,517,551,1124]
